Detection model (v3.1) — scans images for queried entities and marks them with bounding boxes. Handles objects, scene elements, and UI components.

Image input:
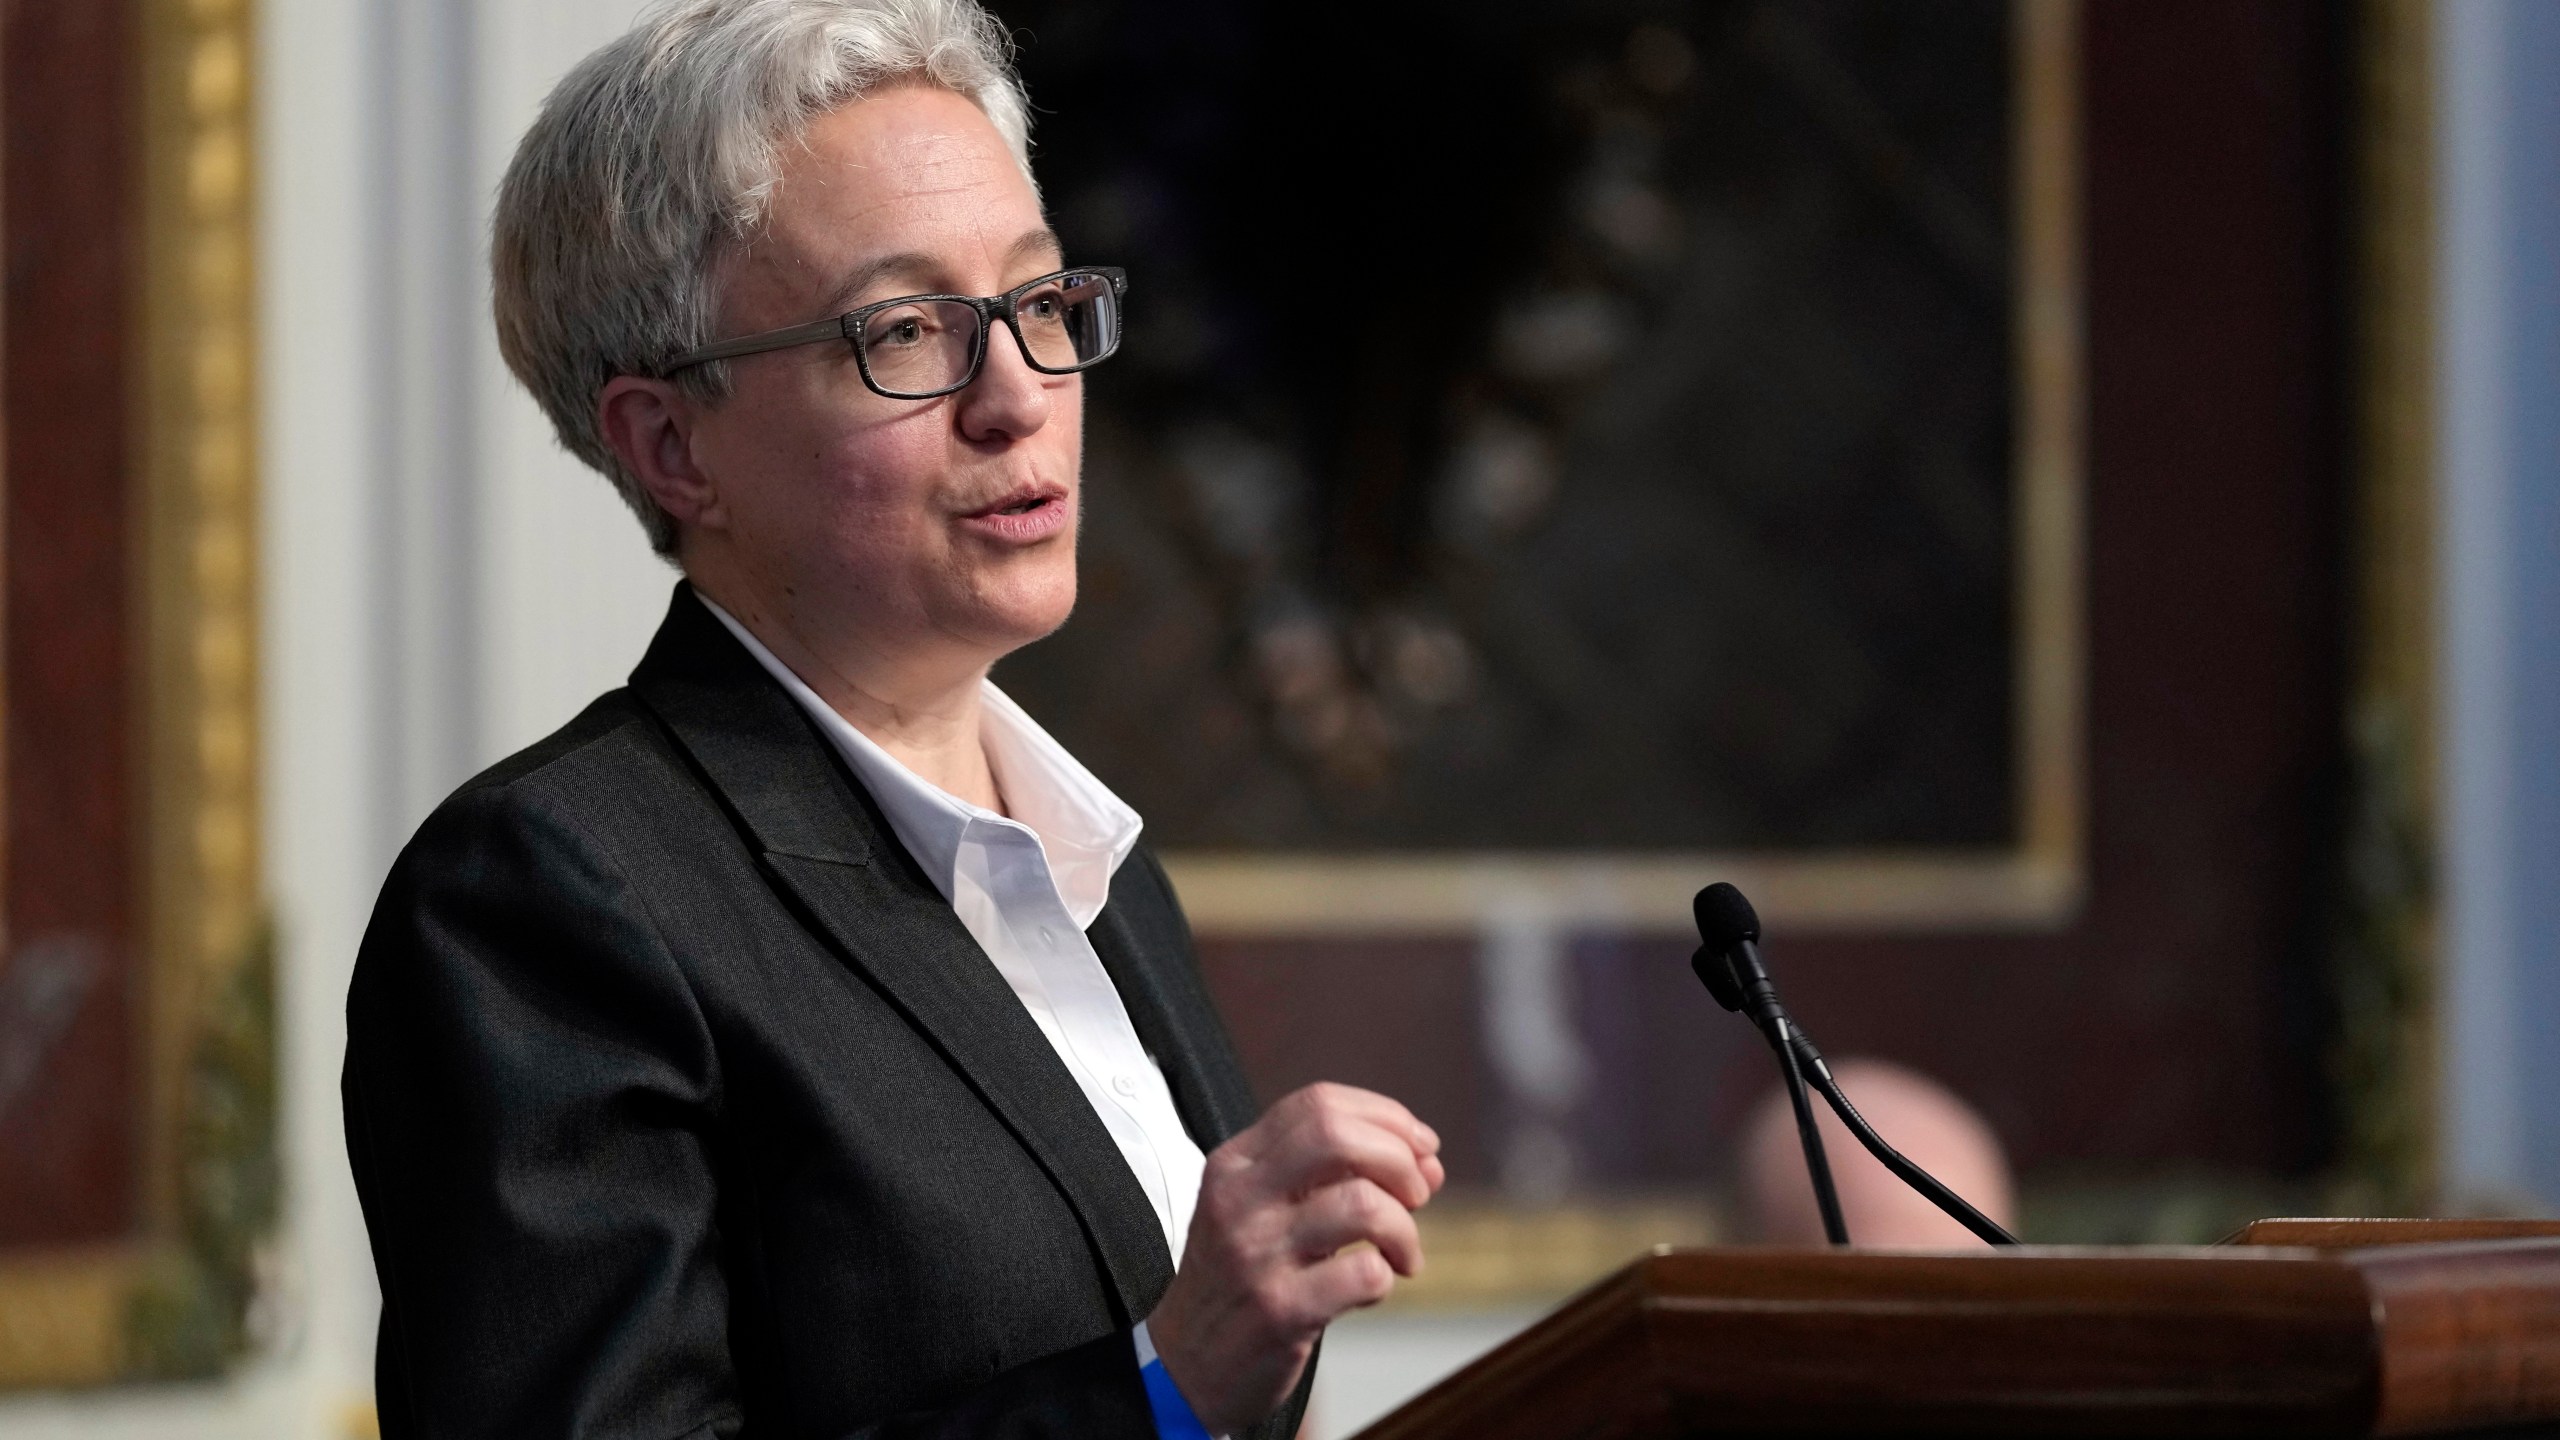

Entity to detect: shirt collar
[696,590,1142,928]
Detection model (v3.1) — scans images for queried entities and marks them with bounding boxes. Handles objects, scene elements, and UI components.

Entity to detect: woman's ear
[598,375,725,535]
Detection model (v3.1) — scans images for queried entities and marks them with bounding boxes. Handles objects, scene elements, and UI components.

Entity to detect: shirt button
[1039,926,1057,948]
[1112,1074,1138,1097]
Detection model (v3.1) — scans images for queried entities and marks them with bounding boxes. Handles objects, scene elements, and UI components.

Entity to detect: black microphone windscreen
[1693,882,1761,950]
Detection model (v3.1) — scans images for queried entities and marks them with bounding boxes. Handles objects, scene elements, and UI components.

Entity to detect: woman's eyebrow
[818,251,940,314]
[818,229,1067,314]
[1006,226,1065,270]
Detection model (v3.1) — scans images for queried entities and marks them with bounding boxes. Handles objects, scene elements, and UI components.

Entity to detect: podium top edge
[1628,1235,2560,1269]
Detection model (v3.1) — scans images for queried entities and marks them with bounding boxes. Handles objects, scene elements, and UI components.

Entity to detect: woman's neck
[689,574,1006,815]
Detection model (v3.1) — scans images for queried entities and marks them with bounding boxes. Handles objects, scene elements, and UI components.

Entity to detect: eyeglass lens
[855,272,1119,397]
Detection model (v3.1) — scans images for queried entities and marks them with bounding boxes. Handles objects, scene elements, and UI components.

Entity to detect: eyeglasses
[659,266,1127,400]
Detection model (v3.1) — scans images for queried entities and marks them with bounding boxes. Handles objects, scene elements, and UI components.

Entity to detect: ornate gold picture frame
[0,0,268,1390]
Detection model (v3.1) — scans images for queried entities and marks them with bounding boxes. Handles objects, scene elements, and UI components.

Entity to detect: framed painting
[0,0,271,1389]
[994,0,2085,935]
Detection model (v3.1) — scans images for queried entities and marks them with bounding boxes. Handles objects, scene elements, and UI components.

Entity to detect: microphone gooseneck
[1690,882,2022,1248]
[1770,1005,1849,1245]
[1693,884,1848,1245]
[1786,1030,2020,1247]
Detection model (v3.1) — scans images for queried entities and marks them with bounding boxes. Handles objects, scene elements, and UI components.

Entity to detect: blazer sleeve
[343,779,1162,1440]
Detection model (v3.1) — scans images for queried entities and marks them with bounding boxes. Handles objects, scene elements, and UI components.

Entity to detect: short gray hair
[492,0,1036,555]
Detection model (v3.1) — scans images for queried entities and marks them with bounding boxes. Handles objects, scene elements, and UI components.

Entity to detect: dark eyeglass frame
[657,265,1128,400]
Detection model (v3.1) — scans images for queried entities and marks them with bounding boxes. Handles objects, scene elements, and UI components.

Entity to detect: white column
[2436,0,2560,1210]
[469,0,675,762]
[257,0,482,1425]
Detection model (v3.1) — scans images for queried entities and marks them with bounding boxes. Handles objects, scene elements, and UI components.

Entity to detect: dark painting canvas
[995,0,2019,853]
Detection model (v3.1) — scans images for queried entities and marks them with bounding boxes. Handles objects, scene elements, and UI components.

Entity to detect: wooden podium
[1353,1220,2560,1438]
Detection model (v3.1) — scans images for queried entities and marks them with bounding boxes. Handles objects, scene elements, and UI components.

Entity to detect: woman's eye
[877,316,925,346]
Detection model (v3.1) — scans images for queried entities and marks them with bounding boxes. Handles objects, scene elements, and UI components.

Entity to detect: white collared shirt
[700,595,1208,1267]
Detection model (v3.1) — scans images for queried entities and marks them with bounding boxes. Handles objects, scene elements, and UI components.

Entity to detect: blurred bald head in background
[1741,1058,2017,1247]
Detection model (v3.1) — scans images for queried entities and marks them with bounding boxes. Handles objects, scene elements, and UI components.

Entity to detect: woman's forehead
[776,89,1037,245]
[729,88,1043,319]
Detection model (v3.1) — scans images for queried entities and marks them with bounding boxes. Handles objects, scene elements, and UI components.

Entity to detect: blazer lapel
[627,585,1176,1323]
[1086,857,1260,1151]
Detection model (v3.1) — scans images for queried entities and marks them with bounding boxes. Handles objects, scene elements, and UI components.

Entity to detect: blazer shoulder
[359,690,721,1057]
[382,688,733,905]
[449,686,716,823]
[453,687,668,798]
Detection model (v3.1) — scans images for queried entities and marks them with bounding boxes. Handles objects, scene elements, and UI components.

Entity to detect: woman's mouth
[957,486,1073,544]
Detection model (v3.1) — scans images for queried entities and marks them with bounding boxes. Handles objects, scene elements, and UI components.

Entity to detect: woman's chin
[954,569,1079,654]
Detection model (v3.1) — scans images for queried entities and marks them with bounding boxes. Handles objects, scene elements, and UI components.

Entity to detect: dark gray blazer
[344,584,1307,1440]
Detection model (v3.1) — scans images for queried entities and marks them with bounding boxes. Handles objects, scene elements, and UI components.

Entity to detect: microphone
[1692,882,2020,1247]
[1693,884,1848,1244]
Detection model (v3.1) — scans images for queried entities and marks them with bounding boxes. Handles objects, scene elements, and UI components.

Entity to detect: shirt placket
[982,821,1181,1246]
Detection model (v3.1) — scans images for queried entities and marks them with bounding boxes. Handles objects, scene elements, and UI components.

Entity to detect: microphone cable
[1692,881,2020,1248]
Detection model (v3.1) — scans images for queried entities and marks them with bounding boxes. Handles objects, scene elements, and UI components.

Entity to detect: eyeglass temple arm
[661,314,853,376]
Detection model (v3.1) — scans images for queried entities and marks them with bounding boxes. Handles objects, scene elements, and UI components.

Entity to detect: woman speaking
[341,2,1443,1435]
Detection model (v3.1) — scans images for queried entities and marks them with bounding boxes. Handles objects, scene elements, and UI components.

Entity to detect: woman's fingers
[1234,1083,1439,1167]
[1288,1178,1425,1276]
[1295,1242,1400,1318]
[1145,1084,1444,1435]
[1233,1085,1442,1209]
[1305,1083,1442,1157]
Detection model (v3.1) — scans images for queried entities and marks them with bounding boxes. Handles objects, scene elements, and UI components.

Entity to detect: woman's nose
[954,322,1054,442]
